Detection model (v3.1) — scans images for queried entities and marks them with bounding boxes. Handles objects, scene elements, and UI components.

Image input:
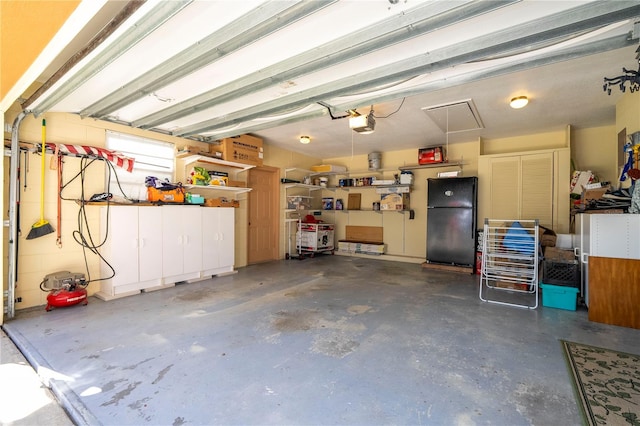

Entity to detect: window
[105,131,174,201]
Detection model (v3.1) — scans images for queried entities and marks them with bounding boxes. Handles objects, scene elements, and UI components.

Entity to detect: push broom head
[26,118,55,240]
[26,219,55,240]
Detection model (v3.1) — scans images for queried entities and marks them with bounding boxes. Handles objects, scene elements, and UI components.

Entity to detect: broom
[26,119,55,240]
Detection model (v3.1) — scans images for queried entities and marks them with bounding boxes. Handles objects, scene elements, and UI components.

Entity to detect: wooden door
[248,166,280,264]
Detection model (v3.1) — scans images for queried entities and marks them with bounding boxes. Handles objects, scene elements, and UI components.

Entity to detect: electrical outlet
[15,297,22,303]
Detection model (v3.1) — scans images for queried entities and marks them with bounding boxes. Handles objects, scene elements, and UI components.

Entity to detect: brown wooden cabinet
[588,256,640,329]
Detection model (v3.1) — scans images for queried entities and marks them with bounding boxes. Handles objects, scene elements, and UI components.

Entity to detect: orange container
[147,187,185,203]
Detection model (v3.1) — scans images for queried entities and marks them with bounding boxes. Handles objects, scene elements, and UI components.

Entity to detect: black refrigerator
[426,177,478,267]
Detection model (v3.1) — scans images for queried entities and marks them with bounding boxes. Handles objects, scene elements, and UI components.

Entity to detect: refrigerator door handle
[581,251,589,264]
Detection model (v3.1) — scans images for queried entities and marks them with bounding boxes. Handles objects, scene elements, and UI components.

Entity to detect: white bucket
[368,152,381,171]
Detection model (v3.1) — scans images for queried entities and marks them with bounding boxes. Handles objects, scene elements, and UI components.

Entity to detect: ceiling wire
[317,101,350,120]
[372,97,405,119]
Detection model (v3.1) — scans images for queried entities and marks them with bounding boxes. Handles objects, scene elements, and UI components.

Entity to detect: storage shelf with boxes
[338,226,385,255]
[209,134,264,167]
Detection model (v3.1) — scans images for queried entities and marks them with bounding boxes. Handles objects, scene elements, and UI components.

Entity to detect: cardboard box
[209,176,228,186]
[354,242,385,255]
[540,227,557,247]
[209,134,263,166]
[347,193,361,210]
[344,226,383,244]
[322,197,334,210]
[228,180,246,188]
[338,241,355,253]
[544,246,575,261]
[380,193,410,210]
[337,241,385,255]
[495,281,530,291]
[376,186,410,194]
[581,186,609,202]
[204,198,240,208]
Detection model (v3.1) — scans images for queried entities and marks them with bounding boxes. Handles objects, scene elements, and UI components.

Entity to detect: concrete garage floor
[3,256,640,425]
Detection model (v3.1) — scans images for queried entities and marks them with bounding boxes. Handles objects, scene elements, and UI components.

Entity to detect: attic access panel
[421,99,484,134]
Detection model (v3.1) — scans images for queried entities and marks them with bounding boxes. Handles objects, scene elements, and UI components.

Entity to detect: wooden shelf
[398,161,462,171]
[333,184,411,191]
[184,184,252,194]
[335,209,409,213]
[181,154,255,171]
[283,183,326,191]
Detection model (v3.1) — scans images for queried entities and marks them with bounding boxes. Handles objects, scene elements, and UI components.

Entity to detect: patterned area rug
[561,340,640,426]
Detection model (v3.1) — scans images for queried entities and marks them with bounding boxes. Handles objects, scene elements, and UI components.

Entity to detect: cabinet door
[488,157,520,219]
[202,208,221,270]
[162,206,185,278]
[487,153,553,226]
[138,207,163,282]
[520,153,553,227]
[182,207,203,274]
[218,207,235,268]
[202,207,235,271]
[104,206,139,288]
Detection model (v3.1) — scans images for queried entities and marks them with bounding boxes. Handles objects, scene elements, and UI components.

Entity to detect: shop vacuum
[40,271,88,311]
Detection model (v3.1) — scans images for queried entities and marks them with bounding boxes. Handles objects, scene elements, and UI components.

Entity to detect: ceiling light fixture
[349,107,375,134]
[509,96,529,109]
[299,135,310,144]
[603,48,640,95]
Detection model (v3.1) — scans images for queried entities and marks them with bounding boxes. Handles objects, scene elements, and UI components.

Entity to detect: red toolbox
[418,146,445,164]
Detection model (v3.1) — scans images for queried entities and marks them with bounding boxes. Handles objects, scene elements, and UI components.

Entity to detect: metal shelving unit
[479,219,540,309]
[177,154,254,197]
[283,168,334,259]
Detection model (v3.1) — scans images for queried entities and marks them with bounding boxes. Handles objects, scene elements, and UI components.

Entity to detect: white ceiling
[23,0,640,159]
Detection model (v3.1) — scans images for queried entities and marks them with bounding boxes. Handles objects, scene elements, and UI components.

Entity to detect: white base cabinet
[97,205,235,300]
[573,213,640,306]
[202,207,235,275]
[162,205,204,283]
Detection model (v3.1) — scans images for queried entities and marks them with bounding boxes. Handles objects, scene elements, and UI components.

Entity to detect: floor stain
[82,354,100,359]
[272,310,318,332]
[123,357,155,370]
[101,380,142,406]
[128,396,150,410]
[152,364,173,385]
[174,288,216,302]
[102,379,126,392]
[347,305,372,315]
[284,284,332,297]
[173,417,186,426]
[312,333,360,358]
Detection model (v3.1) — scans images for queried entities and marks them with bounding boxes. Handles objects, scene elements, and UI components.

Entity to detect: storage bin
[540,283,579,310]
[147,186,185,203]
[542,260,580,287]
